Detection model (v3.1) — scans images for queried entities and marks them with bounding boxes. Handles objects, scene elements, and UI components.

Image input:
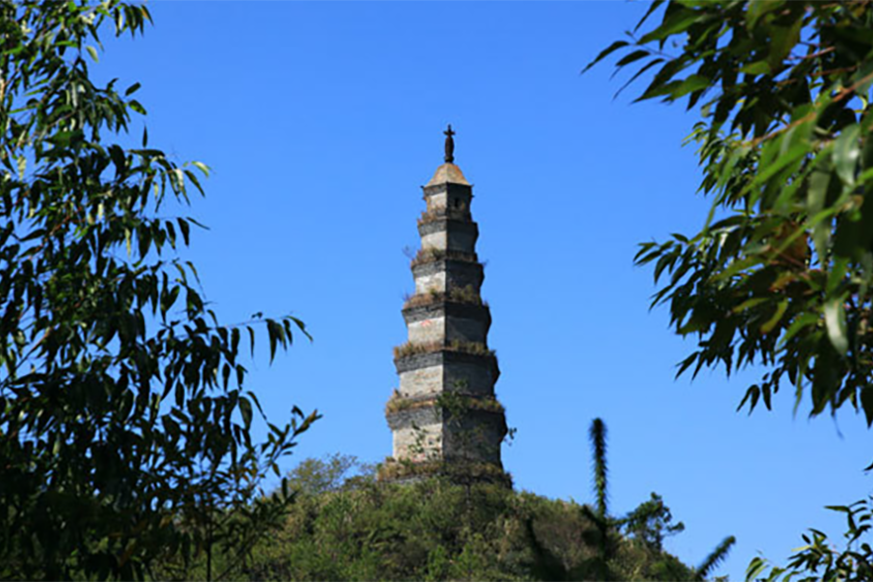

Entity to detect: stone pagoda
[381,126,509,486]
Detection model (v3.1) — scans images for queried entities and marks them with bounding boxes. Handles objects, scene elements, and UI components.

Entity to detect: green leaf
[634,0,665,33]
[582,40,630,74]
[745,556,767,582]
[761,299,788,334]
[267,319,280,363]
[239,396,253,429]
[767,17,802,69]
[639,9,705,44]
[779,312,819,347]
[670,74,711,99]
[737,385,761,414]
[129,99,147,115]
[861,388,873,427]
[191,160,210,176]
[745,0,785,28]
[739,61,772,75]
[733,297,769,313]
[614,49,651,69]
[833,124,861,187]
[824,298,848,356]
[177,218,190,246]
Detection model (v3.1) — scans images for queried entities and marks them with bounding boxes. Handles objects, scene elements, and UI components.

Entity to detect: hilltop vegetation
[150,453,726,581]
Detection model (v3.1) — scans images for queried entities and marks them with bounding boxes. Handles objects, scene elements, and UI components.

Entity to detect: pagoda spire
[380,128,509,486]
[444,124,455,163]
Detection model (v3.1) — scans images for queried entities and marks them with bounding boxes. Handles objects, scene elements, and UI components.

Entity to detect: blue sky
[93,2,871,579]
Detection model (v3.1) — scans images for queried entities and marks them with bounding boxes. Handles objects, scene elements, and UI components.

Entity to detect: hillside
[153,455,716,581]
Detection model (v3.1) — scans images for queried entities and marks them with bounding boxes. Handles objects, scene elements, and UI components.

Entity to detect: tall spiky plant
[577,417,615,580]
[694,536,736,581]
[590,417,609,518]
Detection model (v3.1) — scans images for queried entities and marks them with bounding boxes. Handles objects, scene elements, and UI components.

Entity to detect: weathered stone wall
[443,356,499,396]
[406,315,488,345]
[424,183,473,214]
[398,363,442,398]
[413,260,484,295]
[419,220,479,254]
[396,352,499,397]
[407,315,446,344]
[445,316,488,344]
[392,423,443,462]
[388,404,506,465]
[442,410,506,465]
[414,268,445,295]
[387,405,443,461]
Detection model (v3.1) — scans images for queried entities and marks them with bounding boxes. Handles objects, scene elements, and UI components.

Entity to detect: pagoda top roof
[425,163,470,187]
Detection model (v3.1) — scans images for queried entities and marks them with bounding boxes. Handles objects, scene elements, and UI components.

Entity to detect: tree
[588,2,873,579]
[588,0,873,425]
[285,453,374,496]
[0,1,317,579]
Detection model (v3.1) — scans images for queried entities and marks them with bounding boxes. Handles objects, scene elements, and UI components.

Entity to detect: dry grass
[440,394,504,414]
[393,340,494,360]
[385,393,504,416]
[417,208,471,226]
[410,248,478,268]
[402,285,485,309]
[384,394,430,415]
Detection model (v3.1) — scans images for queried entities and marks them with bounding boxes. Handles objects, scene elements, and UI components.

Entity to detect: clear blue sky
[94,2,870,579]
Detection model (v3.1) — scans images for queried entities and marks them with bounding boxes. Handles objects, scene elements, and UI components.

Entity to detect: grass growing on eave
[417,208,471,226]
[393,340,495,360]
[403,285,486,309]
[410,248,478,268]
[384,393,504,416]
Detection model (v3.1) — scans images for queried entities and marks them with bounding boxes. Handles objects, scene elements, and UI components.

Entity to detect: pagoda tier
[381,127,509,486]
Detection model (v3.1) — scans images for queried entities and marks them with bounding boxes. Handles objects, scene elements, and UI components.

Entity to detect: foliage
[747,497,873,582]
[590,0,873,423]
[0,1,317,579]
[219,456,700,581]
[284,453,374,497]
[620,493,685,554]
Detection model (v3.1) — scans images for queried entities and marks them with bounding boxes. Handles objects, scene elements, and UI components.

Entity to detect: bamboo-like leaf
[582,40,630,74]
[834,124,861,187]
[824,299,848,356]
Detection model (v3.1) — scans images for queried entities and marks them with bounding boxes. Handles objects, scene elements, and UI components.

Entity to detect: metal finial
[444,124,455,163]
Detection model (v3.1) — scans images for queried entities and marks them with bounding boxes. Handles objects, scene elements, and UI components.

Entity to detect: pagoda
[381,126,509,486]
